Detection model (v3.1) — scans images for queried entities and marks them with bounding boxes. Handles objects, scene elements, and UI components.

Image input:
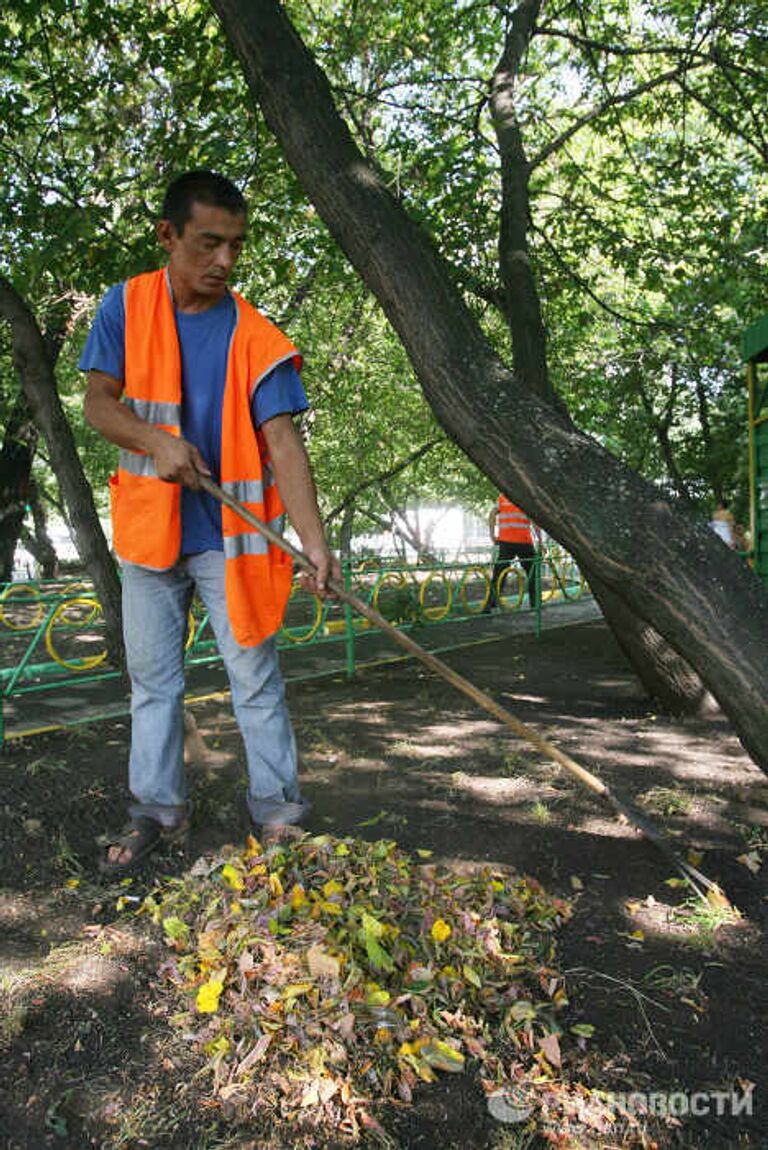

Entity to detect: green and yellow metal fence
[0,548,588,746]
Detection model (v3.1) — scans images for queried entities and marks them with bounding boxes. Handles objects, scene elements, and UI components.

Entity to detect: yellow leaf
[316,899,343,916]
[243,834,262,860]
[420,1039,465,1072]
[65,877,80,889]
[290,884,308,910]
[365,986,391,1007]
[322,879,344,897]
[197,930,223,962]
[269,872,284,898]
[430,919,451,942]
[416,849,433,859]
[281,981,313,1000]
[221,864,244,892]
[196,978,224,1014]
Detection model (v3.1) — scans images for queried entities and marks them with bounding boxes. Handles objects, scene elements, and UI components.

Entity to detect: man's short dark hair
[161,170,247,235]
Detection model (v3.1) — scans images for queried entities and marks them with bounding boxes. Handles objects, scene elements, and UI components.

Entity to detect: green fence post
[534,547,542,637]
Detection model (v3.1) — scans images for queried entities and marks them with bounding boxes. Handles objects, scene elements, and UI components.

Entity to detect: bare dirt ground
[1,616,766,1149]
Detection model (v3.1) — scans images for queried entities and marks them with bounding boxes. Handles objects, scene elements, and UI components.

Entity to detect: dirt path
[1,617,765,1148]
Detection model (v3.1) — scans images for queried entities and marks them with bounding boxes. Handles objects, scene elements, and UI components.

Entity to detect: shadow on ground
[0,618,765,1148]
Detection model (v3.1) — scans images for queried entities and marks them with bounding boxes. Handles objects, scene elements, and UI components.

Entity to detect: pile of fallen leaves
[140,833,622,1141]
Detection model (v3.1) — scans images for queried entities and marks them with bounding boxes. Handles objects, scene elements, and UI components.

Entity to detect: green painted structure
[744,314,768,585]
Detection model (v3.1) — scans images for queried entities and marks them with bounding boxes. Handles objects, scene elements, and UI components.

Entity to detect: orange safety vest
[110,268,301,646]
[497,495,532,544]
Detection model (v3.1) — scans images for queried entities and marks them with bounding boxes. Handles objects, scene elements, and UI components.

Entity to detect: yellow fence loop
[0,584,44,631]
[496,565,524,611]
[419,569,453,621]
[281,582,324,644]
[458,565,491,614]
[540,559,562,603]
[185,608,198,651]
[44,596,108,671]
[371,570,408,612]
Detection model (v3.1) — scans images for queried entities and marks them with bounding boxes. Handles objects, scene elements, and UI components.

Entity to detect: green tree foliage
[1,0,765,547]
[285,0,766,516]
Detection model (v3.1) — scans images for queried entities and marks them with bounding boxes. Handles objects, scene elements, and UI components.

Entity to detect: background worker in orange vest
[487,493,540,610]
[81,170,340,874]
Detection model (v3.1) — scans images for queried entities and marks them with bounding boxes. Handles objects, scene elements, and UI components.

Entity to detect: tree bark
[209,0,768,770]
[489,0,551,401]
[0,276,124,664]
[0,392,37,582]
[586,571,717,715]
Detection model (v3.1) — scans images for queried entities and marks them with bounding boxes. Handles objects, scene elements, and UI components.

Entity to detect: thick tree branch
[489,0,552,399]
[209,0,768,767]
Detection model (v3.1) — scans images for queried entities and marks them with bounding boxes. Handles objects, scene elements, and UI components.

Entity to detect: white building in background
[11,518,112,581]
[351,502,490,561]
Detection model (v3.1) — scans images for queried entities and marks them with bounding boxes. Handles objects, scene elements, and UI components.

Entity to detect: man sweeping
[81,170,339,873]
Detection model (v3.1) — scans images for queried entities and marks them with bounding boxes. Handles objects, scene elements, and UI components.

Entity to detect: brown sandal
[99,816,187,876]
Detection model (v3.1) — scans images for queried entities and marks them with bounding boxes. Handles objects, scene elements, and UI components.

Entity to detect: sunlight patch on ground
[568,814,640,840]
[499,692,549,705]
[617,891,748,952]
[447,770,561,806]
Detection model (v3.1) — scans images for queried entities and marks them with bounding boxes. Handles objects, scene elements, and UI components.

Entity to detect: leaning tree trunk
[209,0,768,770]
[488,0,713,717]
[585,571,716,714]
[0,277,124,665]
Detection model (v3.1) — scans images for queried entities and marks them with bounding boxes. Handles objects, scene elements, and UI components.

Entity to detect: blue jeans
[122,551,307,829]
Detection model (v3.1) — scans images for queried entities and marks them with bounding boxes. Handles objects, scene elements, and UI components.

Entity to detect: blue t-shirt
[79,282,308,554]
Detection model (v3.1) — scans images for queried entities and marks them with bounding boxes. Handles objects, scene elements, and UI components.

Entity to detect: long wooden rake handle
[201,475,728,903]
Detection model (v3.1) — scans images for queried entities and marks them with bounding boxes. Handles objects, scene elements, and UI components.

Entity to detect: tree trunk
[23,480,59,579]
[0,393,37,582]
[489,4,712,717]
[586,571,716,715]
[489,0,552,402]
[0,276,124,665]
[209,0,768,770]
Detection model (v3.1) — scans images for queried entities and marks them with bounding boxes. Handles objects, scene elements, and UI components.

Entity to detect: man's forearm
[85,386,167,456]
[84,371,208,487]
[262,416,326,551]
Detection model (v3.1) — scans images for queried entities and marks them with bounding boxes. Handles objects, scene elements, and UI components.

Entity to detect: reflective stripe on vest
[223,515,286,559]
[221,475,276,505]
[119,449,158,478]
[498,497,532,543]
[111,268,302,646]
[122,397,181,425]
